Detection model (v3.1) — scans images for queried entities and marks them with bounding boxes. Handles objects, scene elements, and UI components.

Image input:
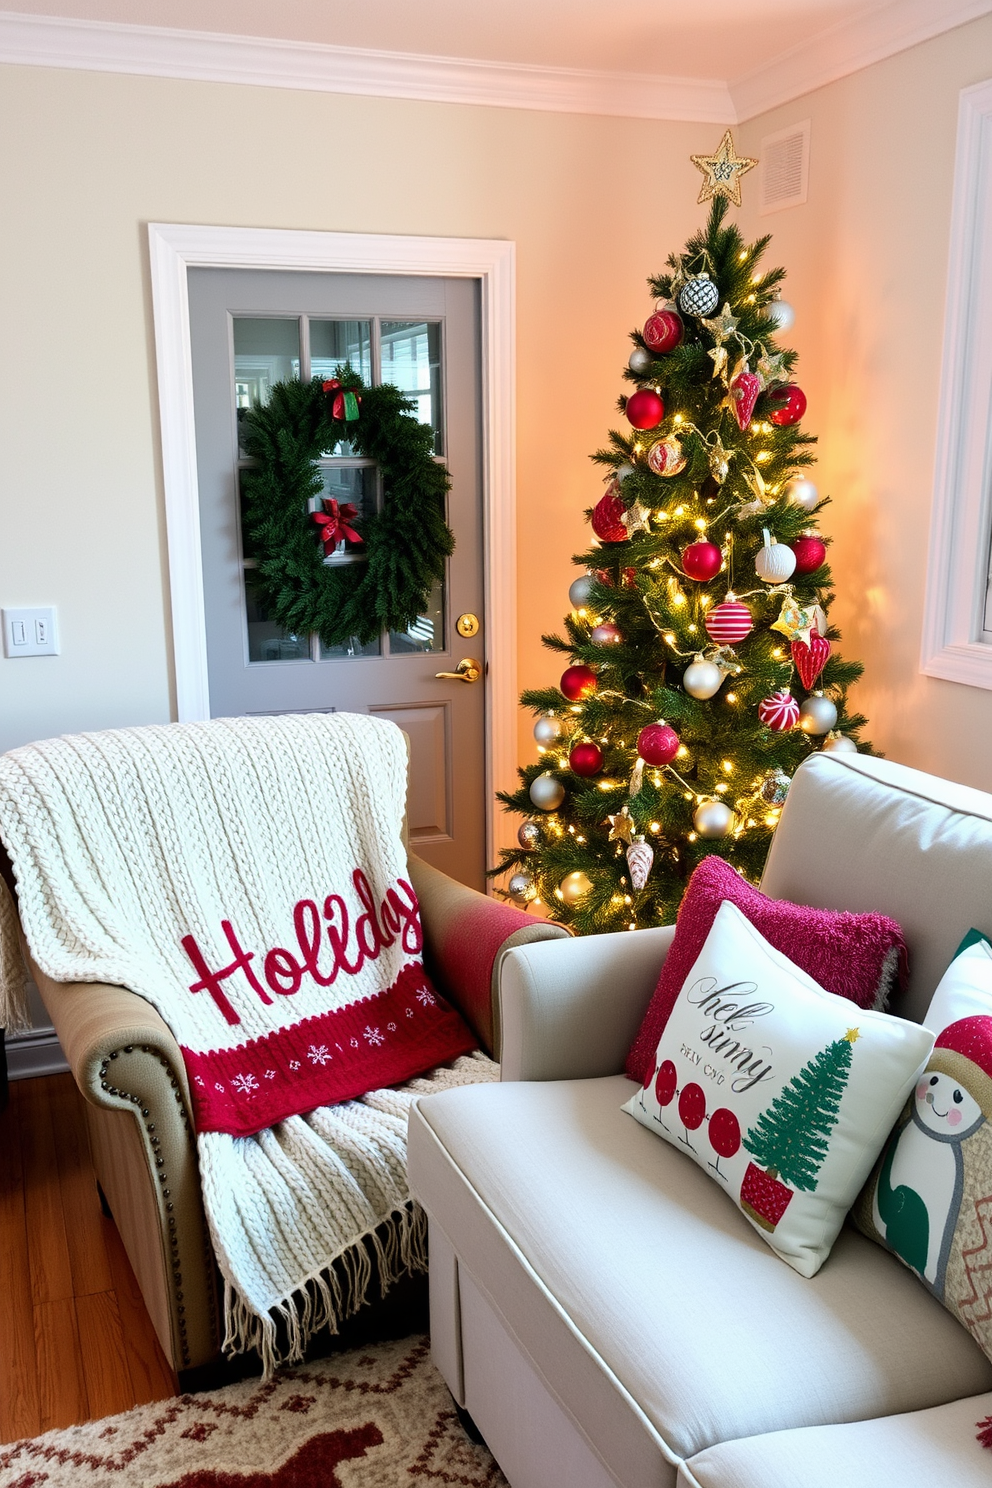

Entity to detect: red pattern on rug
[159,1425,382,1487]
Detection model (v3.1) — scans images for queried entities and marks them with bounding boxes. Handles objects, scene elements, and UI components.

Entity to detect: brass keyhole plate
[456,613,480,639]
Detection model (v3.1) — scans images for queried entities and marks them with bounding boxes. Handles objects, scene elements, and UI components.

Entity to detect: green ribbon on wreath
[239,369,455,648]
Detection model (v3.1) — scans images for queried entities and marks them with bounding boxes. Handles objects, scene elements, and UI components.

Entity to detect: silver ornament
[559,869,593,906]
[822,732,858,755]
[517,819,542,849]
[628,347,653,374]
[798,695,838,735]
[683,657,724,700]
[766,299,795,333]
[693,799,735,838]
[530,772,565,811]
[759,769,791,806]
[508,871,537,904]
[534,714,564,746]
[568,574,594,608]
[784,475,819,511]
[626,837,654,891]
[677,275,720,318]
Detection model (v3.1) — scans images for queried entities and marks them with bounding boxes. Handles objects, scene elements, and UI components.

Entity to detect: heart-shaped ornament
[791,632,831,689]
[730,369,761,431]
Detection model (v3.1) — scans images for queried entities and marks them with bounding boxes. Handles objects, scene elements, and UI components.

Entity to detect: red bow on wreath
[323,378,361,422]
[312,498,362,554]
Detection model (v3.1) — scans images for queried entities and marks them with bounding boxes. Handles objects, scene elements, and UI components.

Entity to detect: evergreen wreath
[239,371,454,648]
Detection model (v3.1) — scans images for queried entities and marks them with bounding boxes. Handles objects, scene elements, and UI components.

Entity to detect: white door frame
[148,222,516,866]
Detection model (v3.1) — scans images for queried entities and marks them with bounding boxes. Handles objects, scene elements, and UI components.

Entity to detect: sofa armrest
[498,923,676,1082]
[408,853,570,1058]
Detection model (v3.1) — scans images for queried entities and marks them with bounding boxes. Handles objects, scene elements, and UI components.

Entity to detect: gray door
[187,269,485,889]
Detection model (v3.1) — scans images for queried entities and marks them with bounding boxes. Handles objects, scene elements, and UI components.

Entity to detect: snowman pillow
[854,929,992,1362]
[623,899,933,1278]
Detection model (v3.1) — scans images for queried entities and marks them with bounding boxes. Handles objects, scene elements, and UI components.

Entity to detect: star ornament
[607,806,636,845]
[621,499,652,538]
[690,131,758,208]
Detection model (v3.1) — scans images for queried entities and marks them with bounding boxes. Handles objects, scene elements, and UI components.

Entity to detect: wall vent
[760,121,810,214]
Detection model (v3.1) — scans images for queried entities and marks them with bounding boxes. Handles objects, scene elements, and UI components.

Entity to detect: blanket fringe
[222,1200,429,1378]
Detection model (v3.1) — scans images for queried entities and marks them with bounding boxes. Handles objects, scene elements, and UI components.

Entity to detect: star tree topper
[690,130,758,208]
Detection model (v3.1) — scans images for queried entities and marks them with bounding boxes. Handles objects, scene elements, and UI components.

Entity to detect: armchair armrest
[498,923,676,1082]
[408,853,570,1058]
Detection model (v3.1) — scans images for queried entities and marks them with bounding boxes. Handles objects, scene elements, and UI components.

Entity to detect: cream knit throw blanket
[0,714,489,1372]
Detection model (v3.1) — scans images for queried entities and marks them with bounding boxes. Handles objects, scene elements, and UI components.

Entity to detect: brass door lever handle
[435,658,482,683]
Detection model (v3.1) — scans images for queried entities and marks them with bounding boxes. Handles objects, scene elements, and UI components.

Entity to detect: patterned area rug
[0,1335,507,1487]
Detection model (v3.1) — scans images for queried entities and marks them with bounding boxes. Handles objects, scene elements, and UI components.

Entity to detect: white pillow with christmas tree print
[623,899,934,1277]
[854,929,992,1362]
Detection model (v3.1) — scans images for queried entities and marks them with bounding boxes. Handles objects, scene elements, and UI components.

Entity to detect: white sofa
[408,752,992,1488]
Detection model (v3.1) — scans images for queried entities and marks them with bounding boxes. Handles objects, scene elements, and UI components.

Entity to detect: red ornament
[597,567,637,588]
[647,436,687,477]
[791,535,827,574]
[705,600,753,646]
[679,1082,706,1132]
[757,690,800,732]
[791,632,831,689]
[642,310,684,354]
[768,384,807,426]
[682,541,722,582]
[560,665,597,701]
[312,498,362,554]
[625,388,665,430]
[636,722,680,766]
[591,488,628,543]
[708,1108,742,1161]
[655,1059,678,1107]
[730,369,761,431]
[568,741,604,776]
[590,622,621,645]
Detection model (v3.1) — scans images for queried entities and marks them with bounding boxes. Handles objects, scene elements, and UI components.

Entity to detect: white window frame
[921,79,992,690]
[147,223,516,858]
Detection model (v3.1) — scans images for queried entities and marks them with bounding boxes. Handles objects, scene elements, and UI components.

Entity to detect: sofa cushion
[854,929,992,1363]
[623,900,933,1277]
[678,1392,992,1488]
[408,1075,992,1470]
[626,853,906,1085]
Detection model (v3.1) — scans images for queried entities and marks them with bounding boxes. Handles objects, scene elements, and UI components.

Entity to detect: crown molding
[730,0,992,121]
[0,11,734,122]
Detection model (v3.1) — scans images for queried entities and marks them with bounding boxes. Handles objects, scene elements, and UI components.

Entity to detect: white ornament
[678,274,720,318]
[784,476,819,511]
[508,871,537,904]
[683,657,724,700]
[626,837,654,891]
[628,347,653,374]
[568,574,594,608]
[766,299,795,333]
[560,870,593,906]
[615,463,635,482]
[693,799,735,839]
[529,772,565,811]
[754,528,797,585]
[822,732,858,755]
[798,695,838,735]
[534,715,563,746]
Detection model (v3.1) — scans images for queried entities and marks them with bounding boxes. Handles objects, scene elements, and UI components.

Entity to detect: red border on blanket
[181,963,477,1136]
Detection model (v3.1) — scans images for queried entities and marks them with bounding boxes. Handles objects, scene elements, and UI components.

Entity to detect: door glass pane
[389,575,445,655]
[313,466,375,552]
[234,317,301,452]
[380,321,443,453]
[318,632,381,660]
[311,319,372,456]
[244,575,311,664]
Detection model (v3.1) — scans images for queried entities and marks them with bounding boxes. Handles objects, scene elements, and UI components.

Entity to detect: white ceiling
[1,1,989,119]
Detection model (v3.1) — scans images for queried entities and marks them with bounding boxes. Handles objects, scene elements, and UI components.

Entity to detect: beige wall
[736,13,992,791]
[0,63,704,765]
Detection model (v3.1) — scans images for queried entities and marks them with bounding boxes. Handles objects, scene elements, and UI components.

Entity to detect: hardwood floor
[0,1072,178,1444]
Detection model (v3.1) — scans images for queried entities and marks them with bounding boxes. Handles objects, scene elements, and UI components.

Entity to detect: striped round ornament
[758,690,800,732]
[705,600,753,646]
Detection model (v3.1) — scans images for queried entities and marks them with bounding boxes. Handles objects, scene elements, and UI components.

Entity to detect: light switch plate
[3,607,59,657]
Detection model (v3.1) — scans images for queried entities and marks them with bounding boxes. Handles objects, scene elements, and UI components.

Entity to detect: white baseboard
[6,1027,69,1080]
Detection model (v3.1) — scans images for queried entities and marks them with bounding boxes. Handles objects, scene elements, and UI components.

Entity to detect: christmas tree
[743,1029,860,1191]
[494,174,871,935]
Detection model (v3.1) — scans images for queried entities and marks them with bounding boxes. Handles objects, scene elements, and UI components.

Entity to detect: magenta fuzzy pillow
[625,855,908,1086]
